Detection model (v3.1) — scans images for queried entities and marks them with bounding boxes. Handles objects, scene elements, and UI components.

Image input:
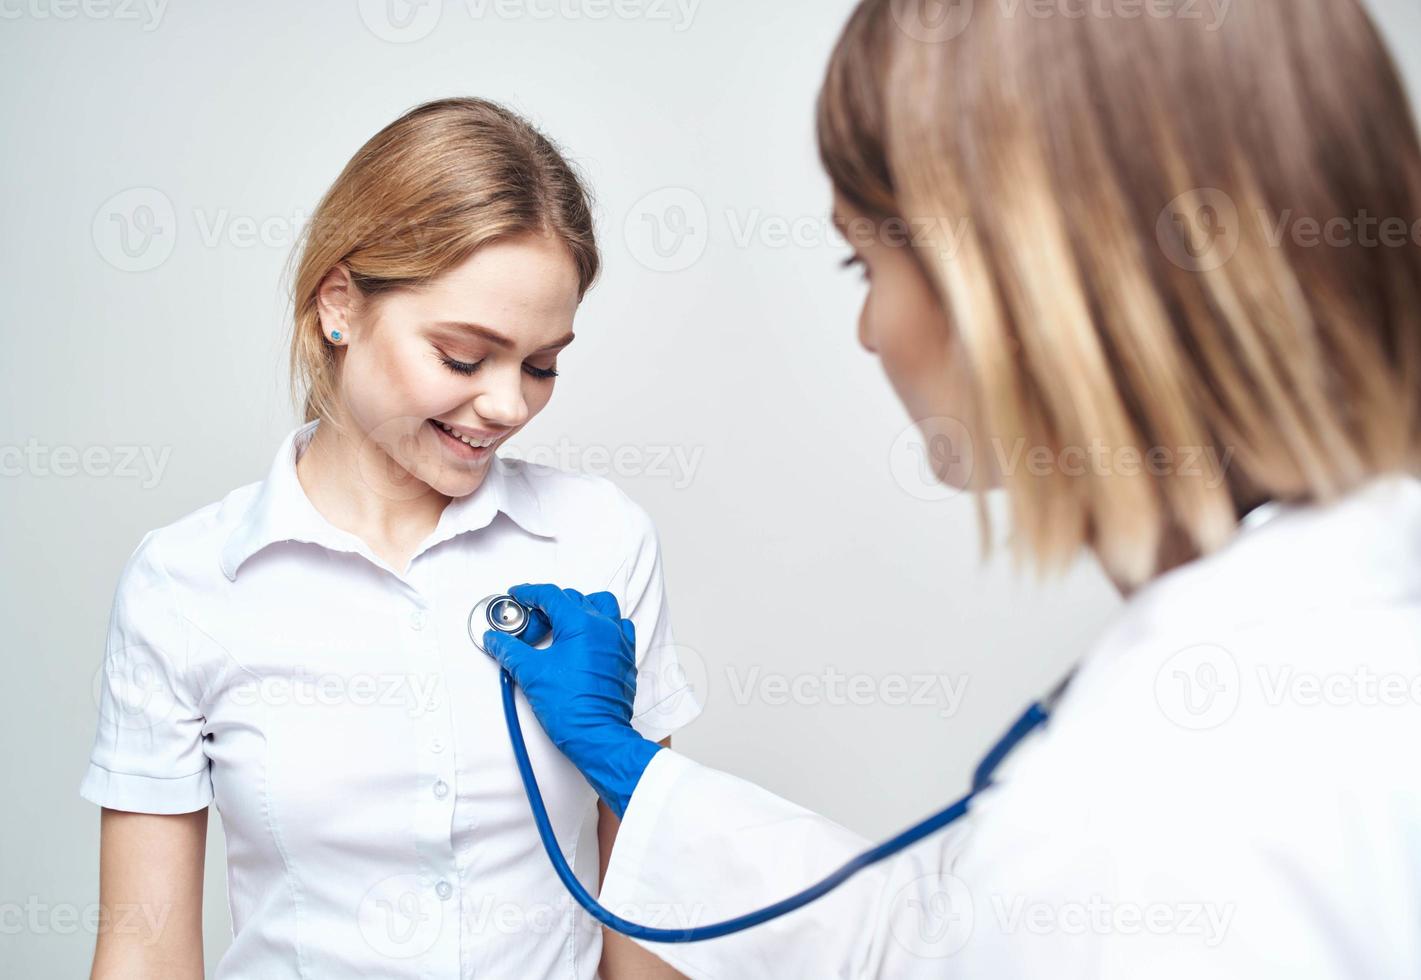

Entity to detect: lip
[429,418,505,444]
[427,418,504,458]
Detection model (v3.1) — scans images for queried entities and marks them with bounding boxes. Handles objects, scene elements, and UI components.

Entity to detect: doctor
[485,0,1421,975]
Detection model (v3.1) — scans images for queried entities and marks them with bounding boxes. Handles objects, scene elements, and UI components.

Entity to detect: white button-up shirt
[80,418,703,978]
[599,474,1421,978]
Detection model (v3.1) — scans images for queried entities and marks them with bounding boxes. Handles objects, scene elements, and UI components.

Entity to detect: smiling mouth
[428,418,499,455]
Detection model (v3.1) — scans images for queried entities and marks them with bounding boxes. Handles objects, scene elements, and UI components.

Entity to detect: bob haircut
[818,0,1421,586]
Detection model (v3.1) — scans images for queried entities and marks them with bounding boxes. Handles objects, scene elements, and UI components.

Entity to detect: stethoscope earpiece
[468,593,532,653]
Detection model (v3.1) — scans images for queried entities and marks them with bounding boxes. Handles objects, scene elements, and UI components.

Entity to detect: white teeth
[435,420,493,448]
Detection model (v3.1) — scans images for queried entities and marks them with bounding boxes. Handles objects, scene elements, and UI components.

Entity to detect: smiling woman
[81,97,701,980]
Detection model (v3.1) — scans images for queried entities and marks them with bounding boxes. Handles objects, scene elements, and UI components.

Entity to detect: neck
[295,414,450,545]
[1104,522,1201,599]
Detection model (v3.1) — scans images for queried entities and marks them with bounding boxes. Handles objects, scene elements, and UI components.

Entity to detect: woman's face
[833,193,979,490]
[317,232,581,499]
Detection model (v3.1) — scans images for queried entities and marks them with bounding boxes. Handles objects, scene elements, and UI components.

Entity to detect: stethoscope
[468,592,1074,943]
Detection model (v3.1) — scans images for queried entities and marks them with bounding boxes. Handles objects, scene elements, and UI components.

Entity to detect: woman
[80,98,700,979]
[485,1,1421,976]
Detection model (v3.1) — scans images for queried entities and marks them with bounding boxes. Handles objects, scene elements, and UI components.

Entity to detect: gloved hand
[482,583,662,819]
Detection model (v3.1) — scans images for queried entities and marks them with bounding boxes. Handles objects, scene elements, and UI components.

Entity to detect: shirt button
[435,880,453,900]
[430,738,445,753]
[409,609,427,630]
[432,779,449,798]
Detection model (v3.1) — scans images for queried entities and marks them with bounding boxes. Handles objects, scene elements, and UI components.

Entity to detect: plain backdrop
[3,0,1418,973]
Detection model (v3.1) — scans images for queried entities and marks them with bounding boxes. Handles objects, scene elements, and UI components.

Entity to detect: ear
[316,263,359,342]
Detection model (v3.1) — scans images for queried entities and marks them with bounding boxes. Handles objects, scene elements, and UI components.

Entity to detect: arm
[484,585,972,978]
[597,738,686,980]
[90,806,208,980]
[596,748,967,979]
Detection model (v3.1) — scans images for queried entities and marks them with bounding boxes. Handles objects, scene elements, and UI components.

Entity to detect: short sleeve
[79,531,214,814]
[609,490,704,745]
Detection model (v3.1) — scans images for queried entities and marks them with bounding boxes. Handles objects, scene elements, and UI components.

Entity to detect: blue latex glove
[482,583,662,818]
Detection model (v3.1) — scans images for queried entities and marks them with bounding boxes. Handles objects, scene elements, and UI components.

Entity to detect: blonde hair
[287,97,599,432]
[819,0,1421,586]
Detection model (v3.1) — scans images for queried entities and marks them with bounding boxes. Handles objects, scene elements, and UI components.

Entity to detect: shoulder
[120,479,263,596]
[499,456,659,547]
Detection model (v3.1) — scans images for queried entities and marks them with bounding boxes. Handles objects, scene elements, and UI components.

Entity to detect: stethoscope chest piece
[468,593,531,653]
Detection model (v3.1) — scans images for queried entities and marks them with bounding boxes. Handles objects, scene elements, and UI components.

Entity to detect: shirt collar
[220,419,553,582]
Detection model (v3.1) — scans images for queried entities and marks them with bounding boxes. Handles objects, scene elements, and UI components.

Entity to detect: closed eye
[440,355,481,376]
[439,355,557,379]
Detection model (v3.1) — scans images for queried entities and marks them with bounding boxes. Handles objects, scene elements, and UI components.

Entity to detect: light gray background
[3,0,1418,974]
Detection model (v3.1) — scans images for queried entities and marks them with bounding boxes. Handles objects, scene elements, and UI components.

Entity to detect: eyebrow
[429,321,575,353]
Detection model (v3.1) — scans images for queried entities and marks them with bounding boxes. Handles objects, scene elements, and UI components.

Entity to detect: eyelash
[840,254,868,279]
[440,356,559,380]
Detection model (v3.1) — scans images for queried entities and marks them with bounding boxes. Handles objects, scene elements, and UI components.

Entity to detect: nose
[472,366,529,428]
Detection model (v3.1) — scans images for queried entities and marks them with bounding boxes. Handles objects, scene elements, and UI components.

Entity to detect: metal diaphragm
[468,593,531,653]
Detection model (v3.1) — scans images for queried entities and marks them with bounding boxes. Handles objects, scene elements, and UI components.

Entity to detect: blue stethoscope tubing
[499,667,1062,943]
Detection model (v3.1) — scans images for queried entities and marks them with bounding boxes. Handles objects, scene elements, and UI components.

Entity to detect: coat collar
[219,419,552,582]
[1112,472,1421,640]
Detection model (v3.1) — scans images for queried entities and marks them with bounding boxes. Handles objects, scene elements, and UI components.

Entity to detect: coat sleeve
[595,749,976,979]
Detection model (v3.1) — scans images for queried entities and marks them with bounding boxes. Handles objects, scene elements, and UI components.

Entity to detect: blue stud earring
[330,330,342,342]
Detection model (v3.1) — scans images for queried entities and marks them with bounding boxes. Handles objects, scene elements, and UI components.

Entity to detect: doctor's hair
[818,0,1421,587]
[285,97,600,431]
